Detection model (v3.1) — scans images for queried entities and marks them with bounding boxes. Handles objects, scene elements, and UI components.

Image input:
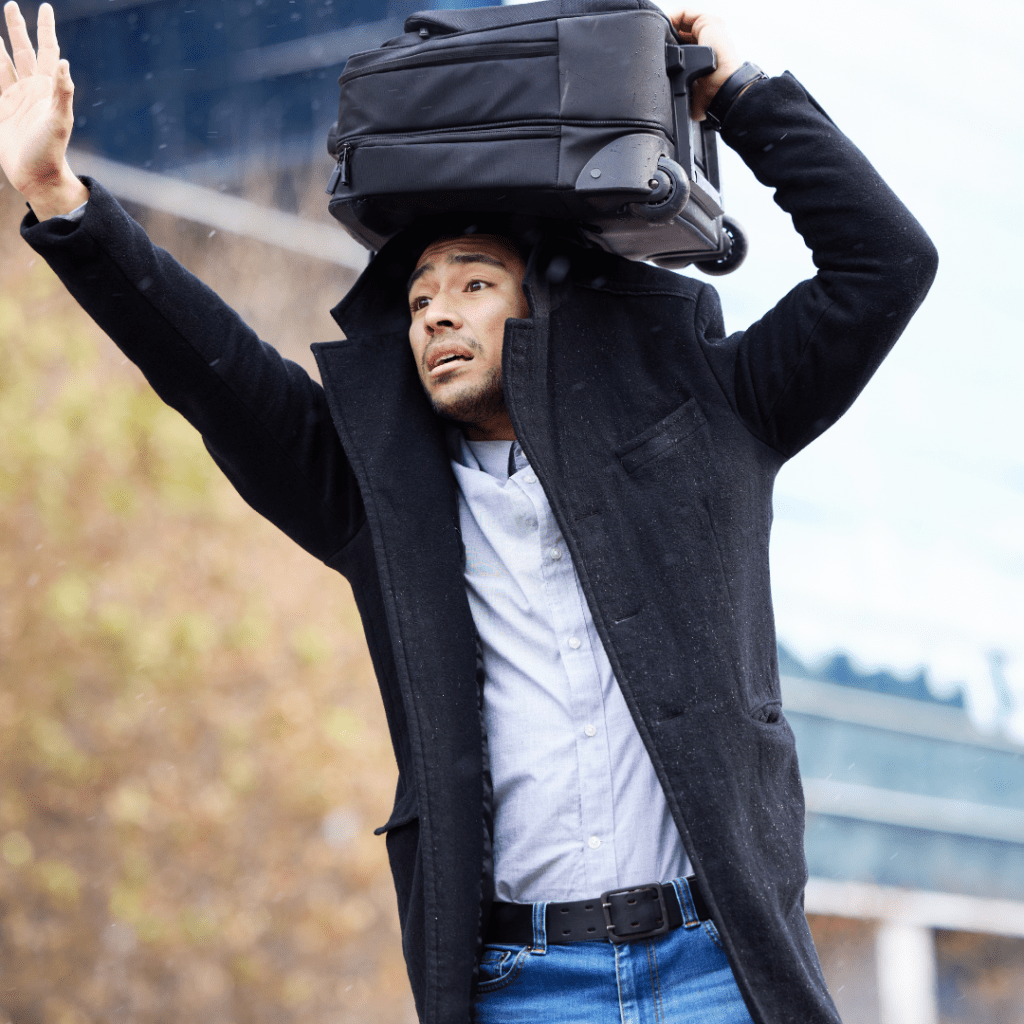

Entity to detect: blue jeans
[472,878,755,1024]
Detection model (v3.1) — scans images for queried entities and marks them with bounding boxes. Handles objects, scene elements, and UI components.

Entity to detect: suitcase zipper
[339,40,559,84]
[327,142,352,193]
[334,117,664,148]
[328,119,669,193]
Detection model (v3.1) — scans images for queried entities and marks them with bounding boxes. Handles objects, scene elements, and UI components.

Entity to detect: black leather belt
[485,877,710,946]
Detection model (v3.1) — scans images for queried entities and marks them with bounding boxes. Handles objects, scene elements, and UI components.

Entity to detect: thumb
[49,60,74,137]
[54,60,75,100]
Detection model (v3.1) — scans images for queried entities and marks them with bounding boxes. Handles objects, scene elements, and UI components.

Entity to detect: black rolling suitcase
[326,0,747,274]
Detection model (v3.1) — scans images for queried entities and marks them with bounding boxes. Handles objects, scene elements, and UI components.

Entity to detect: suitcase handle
[665,44,717,91]
[405,0,666,39]
[665,45,720,191]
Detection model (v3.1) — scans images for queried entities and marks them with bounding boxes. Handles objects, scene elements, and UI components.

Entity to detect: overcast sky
[637,0,1024,736]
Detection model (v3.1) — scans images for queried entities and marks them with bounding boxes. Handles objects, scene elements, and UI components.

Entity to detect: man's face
[408,235,529,440]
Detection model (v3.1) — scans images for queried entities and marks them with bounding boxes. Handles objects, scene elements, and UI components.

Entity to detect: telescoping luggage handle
[666,43,716,92]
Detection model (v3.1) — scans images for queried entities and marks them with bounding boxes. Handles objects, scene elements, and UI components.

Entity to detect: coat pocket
[374,783,418,835]
[376,784,422,945]
[615,397,706,474]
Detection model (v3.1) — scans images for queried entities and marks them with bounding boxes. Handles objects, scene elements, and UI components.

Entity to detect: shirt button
[523,474,537,485]
[588,836,601,850]
[549,547,563,561]
[584,724,597,737]
[568,637,581,650]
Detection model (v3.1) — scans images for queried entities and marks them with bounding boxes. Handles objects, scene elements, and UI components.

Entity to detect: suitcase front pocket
[339,42,563,135]
[338,41,560,84]
[341,125,562,193]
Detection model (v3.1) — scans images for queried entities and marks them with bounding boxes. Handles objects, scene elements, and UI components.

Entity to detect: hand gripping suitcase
[325,0,748,274]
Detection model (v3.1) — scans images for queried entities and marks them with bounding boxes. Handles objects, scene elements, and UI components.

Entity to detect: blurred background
[1,0,1021,1022]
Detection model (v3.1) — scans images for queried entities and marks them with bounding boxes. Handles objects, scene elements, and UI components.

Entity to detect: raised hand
[0,1,89,219]
[665,8,743,121]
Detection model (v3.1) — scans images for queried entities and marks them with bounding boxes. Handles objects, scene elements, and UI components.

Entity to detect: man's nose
[425,294,461,333]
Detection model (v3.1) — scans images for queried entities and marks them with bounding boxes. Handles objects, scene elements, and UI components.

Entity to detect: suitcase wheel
[694,215,749,276]
[625,156,690,226]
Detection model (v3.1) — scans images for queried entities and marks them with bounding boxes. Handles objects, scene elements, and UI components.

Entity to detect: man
[1,2,938,1022]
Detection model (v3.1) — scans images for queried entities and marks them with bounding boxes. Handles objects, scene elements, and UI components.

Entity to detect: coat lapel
[312,232,488,1018]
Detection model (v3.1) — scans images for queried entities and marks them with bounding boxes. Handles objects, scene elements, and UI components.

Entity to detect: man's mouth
[426,341,475,378]
[435,353,468,368]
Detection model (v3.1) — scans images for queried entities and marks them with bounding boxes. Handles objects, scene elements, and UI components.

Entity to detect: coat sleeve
[20,179,364,562]
[695,72,939,459]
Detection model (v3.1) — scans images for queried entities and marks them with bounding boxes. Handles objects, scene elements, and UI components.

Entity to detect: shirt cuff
[40,199,89,224]
[57,201,89,223]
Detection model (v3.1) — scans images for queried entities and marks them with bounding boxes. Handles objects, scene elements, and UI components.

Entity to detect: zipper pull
[325,143,351,195]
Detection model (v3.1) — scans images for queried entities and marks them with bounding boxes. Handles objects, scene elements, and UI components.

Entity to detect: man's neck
[463,412,516,442]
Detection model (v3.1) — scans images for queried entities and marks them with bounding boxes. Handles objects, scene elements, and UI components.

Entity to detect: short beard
[425,362,507,432]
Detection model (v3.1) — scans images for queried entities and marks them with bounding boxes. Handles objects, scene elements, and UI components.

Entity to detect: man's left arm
[671,10,939,458]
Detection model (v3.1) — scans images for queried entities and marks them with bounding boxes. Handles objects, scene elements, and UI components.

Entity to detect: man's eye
[411,296,429,312]
[467,280,488,292]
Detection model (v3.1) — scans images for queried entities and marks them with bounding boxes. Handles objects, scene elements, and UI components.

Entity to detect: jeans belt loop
[674,876,701,929]
[530,900,549,955]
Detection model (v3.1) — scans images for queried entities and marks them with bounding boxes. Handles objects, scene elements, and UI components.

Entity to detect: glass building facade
[49,0,498,176]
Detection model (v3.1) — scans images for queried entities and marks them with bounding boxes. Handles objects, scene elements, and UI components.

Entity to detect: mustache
[421,333,484,374]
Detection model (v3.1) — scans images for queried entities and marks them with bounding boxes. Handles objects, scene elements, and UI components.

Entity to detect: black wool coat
[24,73,937,1024]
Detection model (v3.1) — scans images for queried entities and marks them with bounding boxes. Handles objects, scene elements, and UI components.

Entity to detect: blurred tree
[0,208,410,1023]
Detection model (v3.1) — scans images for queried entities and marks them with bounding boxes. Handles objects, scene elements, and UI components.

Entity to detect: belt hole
[560,908,569,914]
[627,898,636,905]
[562,929,571,935]
[587,926,595,933]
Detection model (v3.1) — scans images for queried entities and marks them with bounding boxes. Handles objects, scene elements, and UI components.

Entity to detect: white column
[875,919,938,1024]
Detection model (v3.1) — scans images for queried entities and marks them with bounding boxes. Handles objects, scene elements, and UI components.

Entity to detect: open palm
[0,2,81,211]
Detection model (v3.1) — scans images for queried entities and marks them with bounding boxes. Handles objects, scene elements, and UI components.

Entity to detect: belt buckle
[600,883,670,944]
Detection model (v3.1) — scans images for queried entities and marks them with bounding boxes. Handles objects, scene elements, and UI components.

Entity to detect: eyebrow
[407,252,509,293]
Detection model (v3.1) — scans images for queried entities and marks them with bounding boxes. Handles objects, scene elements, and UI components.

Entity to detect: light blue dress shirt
[57,201,87,223]
[454,434,690,904]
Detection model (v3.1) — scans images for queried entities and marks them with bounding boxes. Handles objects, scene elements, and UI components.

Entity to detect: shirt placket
[513,462,619,895]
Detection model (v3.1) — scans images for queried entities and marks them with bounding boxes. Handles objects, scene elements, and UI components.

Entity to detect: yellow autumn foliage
[0,188,409,1023]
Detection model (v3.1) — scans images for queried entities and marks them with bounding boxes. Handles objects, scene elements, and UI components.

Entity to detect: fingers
[4,2,37,79]
[664,9,732,56]
[0,33,18,92]
[661,7,743,122]
[664,7,702,41]
[0,3,62,94]
[668,10,719,46]
[35,3,60,77]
